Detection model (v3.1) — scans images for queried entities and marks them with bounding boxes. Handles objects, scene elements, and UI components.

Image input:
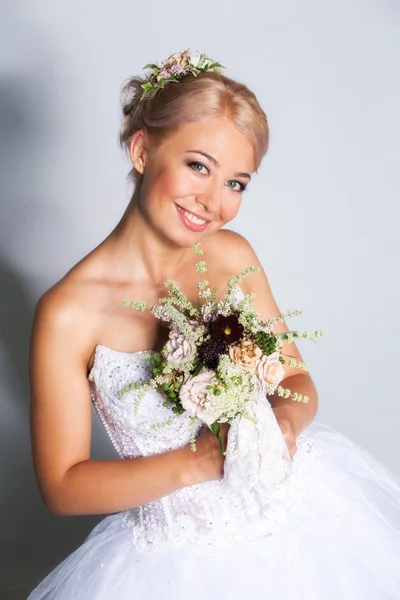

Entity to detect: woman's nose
[195,183,222,214]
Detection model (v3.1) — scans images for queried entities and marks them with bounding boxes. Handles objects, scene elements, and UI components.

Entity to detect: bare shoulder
[203,229,263,285]
[205,228,259,259]
[203,228,275,314]
[31,261,102,368]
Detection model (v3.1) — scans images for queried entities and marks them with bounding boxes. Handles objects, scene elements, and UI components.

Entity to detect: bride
[28,50,400,599]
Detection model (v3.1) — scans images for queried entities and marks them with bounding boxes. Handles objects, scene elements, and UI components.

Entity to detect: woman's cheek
[164,168,197,199]
[221,197,242,222]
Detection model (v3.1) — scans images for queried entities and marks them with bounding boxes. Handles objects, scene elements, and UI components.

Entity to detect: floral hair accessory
[140,49,224,101]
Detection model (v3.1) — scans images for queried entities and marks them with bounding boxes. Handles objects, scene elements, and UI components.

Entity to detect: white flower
[189,55,201,68]
[164,325,194,366]
[179,371,221,425]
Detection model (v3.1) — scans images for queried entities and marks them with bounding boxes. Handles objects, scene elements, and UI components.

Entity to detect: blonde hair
[119,70,269,186]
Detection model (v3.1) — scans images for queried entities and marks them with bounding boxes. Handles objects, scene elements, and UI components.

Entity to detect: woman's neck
[105,193,192,285]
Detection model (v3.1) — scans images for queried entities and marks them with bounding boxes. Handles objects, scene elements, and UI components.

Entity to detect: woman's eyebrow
[185,150,251,180]
[186,149,220,167]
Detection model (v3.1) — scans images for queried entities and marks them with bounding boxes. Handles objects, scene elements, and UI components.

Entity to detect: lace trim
[224,396,292,491]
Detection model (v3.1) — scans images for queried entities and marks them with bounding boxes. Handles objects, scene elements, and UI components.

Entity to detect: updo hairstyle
[119,70,269,188]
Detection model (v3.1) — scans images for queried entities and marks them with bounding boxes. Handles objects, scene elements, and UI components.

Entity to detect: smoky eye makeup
[187,160,208,174]
[186,161,248,193]
[229,180,248,192]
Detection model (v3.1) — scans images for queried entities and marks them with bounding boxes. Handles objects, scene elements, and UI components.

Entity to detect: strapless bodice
[88,343,322,555]
[89,344,204,459]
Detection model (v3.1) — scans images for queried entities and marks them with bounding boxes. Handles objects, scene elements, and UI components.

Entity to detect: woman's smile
[175,203,211,232]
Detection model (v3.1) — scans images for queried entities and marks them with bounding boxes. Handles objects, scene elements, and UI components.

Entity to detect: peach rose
[229,340,263,371]
[254,352,285,389]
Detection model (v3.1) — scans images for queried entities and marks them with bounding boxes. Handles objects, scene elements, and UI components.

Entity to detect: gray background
[1,0,399,597]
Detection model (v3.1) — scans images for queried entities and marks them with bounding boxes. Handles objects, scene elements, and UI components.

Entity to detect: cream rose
[189,55,200,68]
[254,352,285,389]
[229,340,263,371]
[179,371,220,425]
[163,51,191,69]
[164,326,194,366]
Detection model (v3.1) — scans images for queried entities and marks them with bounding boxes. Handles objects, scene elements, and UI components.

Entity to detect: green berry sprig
[253,331,281,359]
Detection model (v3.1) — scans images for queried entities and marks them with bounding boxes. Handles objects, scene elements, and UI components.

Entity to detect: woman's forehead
[161,117,255,171]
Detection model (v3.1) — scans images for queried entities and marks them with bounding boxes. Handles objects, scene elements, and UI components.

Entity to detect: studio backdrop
[1,0,399,597]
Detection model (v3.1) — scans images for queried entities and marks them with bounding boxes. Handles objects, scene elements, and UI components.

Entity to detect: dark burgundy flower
[211,314,244,344]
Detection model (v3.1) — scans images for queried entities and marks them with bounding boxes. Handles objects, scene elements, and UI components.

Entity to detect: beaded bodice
[89,343,322,555]
[89,345,201,459]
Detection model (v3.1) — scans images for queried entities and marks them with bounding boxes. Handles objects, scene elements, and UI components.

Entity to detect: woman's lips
[175,204,210,232]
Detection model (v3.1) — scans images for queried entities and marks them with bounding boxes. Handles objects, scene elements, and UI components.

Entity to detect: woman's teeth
[181,208,207,225]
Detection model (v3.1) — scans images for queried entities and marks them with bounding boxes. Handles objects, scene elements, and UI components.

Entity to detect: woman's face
[134,115,255,247]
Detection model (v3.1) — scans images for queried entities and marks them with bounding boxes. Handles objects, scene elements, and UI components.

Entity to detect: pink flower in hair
[171,63,185,75]
[157,68,171,81]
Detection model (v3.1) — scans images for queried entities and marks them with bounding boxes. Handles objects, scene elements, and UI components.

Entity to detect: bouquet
[121,242,323,454]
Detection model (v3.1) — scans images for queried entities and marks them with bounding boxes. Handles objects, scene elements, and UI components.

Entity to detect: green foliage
[253,331,277,356]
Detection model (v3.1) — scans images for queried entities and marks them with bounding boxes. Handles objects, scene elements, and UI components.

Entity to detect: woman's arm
[29,286,224,516]
[268,374,318,437]
[45,448,198,516]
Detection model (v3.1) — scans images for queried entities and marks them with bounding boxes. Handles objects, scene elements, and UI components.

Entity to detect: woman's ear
[129,130,147,174]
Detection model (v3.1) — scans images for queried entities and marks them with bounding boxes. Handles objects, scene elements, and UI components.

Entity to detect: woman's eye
[188,161,208,174]
[188,162,247,193]
[227,180,247,192]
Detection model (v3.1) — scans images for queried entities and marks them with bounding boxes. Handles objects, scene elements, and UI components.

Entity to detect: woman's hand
[272,406,299,460]
[184,423,230,487]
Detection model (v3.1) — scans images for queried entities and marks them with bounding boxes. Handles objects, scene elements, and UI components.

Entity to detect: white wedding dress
[28,337,400,598]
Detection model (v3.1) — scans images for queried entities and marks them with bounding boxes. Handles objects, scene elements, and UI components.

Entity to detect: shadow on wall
[0,12,102,599]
